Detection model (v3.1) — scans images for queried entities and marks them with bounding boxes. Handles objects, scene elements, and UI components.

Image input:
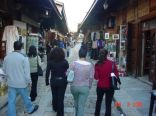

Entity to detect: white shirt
[2,26,19,54]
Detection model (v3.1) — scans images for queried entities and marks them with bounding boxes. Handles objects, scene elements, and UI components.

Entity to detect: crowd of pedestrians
[44,42,121,116]
[2,38,121,116]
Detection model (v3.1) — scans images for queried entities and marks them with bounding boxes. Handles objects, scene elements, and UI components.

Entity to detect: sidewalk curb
[129,76,152,86]
[137,77,152,86]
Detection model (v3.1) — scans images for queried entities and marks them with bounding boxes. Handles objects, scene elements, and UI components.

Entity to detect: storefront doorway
[141,29,156,81]
[142,31,151,75]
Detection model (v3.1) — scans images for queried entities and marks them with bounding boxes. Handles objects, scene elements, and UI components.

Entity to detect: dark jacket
[46,59,69,85]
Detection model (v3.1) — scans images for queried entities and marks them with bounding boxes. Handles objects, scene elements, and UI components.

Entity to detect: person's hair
[14,41,23,50]
[97,49,108,64]
[79,47,87,58]
[28,45,37,57]
[50,47,65,62]
[110,53,113,57]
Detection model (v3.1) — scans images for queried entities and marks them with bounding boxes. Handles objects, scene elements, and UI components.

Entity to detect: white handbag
[67,70,74,83]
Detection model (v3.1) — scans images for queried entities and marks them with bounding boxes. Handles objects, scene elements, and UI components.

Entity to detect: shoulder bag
[67,70,74,83]
[37,56,43,76]
[110,62,121,90]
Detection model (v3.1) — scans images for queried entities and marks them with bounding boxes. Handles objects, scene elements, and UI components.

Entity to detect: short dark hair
[28,45,37,57]
[14,41,23,50]
[79,47,87,58]
[50,47,65,62]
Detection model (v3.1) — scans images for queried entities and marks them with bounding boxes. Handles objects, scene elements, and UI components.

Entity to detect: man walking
[3,41,39,116]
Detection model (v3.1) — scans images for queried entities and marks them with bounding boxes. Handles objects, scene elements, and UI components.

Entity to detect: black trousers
[95,87,114,116]
[149,93,156,116]
[30,72,38,101]
[67,51,69,57]
[50,79,67,116]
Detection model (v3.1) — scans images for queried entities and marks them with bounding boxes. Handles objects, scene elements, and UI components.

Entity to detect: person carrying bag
[28,45,42,101]
[67,70,74,83]
[94,49,121,116]
[111,62,121,90]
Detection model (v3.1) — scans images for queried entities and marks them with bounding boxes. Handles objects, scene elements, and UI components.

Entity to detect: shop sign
[112,34,119,40]
[105,33,109,39]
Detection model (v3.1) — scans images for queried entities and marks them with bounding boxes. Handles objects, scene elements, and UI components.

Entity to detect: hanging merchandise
[119,25,128,76]
[91,32,95,41]
[2,26,19,54]
[100,31,104,39]
[13,20,27,54]
[26,34,40,54]
[13,20,27,36]
[95,32,100,40]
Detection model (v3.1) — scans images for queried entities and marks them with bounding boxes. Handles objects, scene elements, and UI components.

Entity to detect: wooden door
[127,23,138,75]
[150,30,156,87]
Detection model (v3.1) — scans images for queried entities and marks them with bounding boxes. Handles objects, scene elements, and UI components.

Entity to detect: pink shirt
[70,60,94,88]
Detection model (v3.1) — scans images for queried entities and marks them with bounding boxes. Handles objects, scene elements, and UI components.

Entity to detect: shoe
[31,98,36,102]
[28,105,39,114]
[52,106,57,112]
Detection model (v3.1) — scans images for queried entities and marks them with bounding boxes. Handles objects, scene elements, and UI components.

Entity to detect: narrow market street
[0,41,121,116]
[0,41,154,116]
[0,0,156,116]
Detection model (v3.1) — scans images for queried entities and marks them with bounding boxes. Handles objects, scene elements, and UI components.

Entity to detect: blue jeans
[7,87,34,116]
[71,86,89,116]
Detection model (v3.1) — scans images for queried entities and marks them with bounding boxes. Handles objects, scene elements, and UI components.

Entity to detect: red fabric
[94,59,119,89]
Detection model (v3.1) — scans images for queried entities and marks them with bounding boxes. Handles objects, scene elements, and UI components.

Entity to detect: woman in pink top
[70,47,94,116]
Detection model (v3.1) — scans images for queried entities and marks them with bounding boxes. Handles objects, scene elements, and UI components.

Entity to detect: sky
[57,0,94,32]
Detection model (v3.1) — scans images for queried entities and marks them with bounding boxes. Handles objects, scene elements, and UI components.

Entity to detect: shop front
[0,12,12,61]
[140,19,156,83]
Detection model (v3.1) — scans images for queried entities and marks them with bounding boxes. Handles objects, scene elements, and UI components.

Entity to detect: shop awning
[79,0,130,32]
[15,0,68,34]
[15,0,62,20]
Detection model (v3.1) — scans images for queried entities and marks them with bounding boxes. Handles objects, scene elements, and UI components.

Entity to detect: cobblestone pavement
[0,42,121,116]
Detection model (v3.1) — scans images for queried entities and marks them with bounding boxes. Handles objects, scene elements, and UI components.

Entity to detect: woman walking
[28,45,42,101]
[45,47,69,116]
[94,49,121,116]
[70,47,94,116]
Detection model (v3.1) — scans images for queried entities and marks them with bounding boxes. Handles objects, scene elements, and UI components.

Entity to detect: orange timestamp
[114,101,143,108]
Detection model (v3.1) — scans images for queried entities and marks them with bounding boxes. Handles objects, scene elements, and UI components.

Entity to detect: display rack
[119,25,127,76]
